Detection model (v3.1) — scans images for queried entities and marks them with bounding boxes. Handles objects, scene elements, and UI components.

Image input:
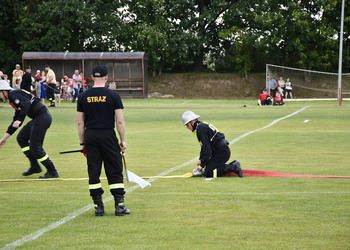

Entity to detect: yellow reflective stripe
[38,154,49,162]
[213,169,217,178]
[109,183,124,189]
[21,146,30,152]
[89,183,102,189]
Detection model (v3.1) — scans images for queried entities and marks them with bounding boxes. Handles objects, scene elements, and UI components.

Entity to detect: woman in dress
[39,71,46,104]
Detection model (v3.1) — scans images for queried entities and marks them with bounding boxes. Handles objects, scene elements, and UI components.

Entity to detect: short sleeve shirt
[72,74,82,89]
[77,87,123,129]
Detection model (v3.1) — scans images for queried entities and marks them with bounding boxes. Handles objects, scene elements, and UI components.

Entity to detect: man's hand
[0,138,6,149]
[13,120,22,128]
[0,133,11,149]
[120,141,127,154]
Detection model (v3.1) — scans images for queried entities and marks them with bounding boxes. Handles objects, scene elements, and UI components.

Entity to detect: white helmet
[182,111,200,125]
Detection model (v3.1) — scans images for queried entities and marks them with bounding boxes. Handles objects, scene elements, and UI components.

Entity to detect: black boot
[22,153,42,176]
[115,195,131,216]
[93,196,104,216]
[225,160,243,178]
[22,166,42,176]
[38,158,59,179]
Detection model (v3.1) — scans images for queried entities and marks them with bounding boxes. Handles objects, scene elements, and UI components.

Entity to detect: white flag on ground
[126,169,151,189]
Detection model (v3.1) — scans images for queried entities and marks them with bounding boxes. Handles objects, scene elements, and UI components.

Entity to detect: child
[34,78,41,98]
[285,78,293,99]
[55,81,61,106]
[258,88,272,106]
[273,92,285,105]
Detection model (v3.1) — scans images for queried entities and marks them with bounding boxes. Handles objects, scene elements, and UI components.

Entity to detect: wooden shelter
[22,52,148,98]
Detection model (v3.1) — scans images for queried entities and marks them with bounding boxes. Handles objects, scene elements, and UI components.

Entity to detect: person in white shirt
[72,70,82,103]
[285,78,293,99]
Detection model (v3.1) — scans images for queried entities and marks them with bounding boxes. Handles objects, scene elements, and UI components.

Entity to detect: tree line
[1,0,349,77]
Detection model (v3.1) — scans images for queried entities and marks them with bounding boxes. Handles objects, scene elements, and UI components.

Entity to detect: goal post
[266,64,350,100]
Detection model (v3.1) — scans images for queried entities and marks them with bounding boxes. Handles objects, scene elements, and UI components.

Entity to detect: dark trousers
[16,108,55,170]
[204,141,231,178]
[85,129,124,197]
[73,88,79,102]
[46,83,56,104]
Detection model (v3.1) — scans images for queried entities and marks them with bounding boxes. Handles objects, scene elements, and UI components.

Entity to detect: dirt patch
[148,72,265,99]
[148,72,350,99]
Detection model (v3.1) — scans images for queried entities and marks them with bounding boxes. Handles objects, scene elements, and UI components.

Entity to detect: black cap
[92,65,108,77]
[26,66,31,69]
[44,65,50,68]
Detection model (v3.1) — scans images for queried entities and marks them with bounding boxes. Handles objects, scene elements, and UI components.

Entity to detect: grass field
[0,99,349,249]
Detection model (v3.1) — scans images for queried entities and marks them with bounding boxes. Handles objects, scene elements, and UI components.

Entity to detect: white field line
[0,106,309,250]
[230,106,309,145]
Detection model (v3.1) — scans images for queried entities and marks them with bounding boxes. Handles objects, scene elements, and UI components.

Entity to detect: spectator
[12,64,24,88]
[14,76,21,90]
[0,79,12,103]
[0,71,4,79]
[35,70,41,81]
[273,92,285,106]
[258,88,272,106]
[34,77,41,98]
[285,78,293,99]
[3,74,11,85]
[21,66,33,92]
[44,65,57,107]
[80,71,87,92]
[277,76,285,96]
[268,78,277,97]
[55,81,61,106]
[72,70,82,103]
[39,71,47,104]
[63,74,73,100]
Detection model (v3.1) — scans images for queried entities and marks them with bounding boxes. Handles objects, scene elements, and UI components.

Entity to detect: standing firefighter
[0,89,59,178]
[182,111,243,178]
[77,65,130,217]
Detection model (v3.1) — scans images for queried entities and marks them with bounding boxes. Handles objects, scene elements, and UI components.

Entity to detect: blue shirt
[269,79,277,88]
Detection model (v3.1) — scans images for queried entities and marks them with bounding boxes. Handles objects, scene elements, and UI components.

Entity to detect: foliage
[0,0,349,77]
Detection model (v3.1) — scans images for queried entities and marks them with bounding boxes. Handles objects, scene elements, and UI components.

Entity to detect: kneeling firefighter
[182,111,243,178]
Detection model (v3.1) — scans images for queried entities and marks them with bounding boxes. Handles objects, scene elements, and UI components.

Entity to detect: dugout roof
[22,52,148,98]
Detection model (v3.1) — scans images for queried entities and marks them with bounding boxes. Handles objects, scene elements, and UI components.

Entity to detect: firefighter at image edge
[0,88,59,178]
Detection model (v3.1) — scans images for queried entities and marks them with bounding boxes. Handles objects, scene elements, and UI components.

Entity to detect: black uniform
[192,121,231,177]
[21,72,32,92]
[77,87,125,200]
[7,89,59,178]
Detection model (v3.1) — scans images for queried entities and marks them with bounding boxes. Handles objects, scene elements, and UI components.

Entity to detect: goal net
[266,64,350,99]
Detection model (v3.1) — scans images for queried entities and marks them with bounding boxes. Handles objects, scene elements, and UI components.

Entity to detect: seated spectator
[0,79,12,103]
[285,78,293,99]
[278,76,285,90]
[3,74,10,85]
[273,92,285,106]
[63,74,73,100]
[258,88,272,106]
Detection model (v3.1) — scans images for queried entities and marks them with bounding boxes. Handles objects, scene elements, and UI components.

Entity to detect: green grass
[0,99,349,249]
